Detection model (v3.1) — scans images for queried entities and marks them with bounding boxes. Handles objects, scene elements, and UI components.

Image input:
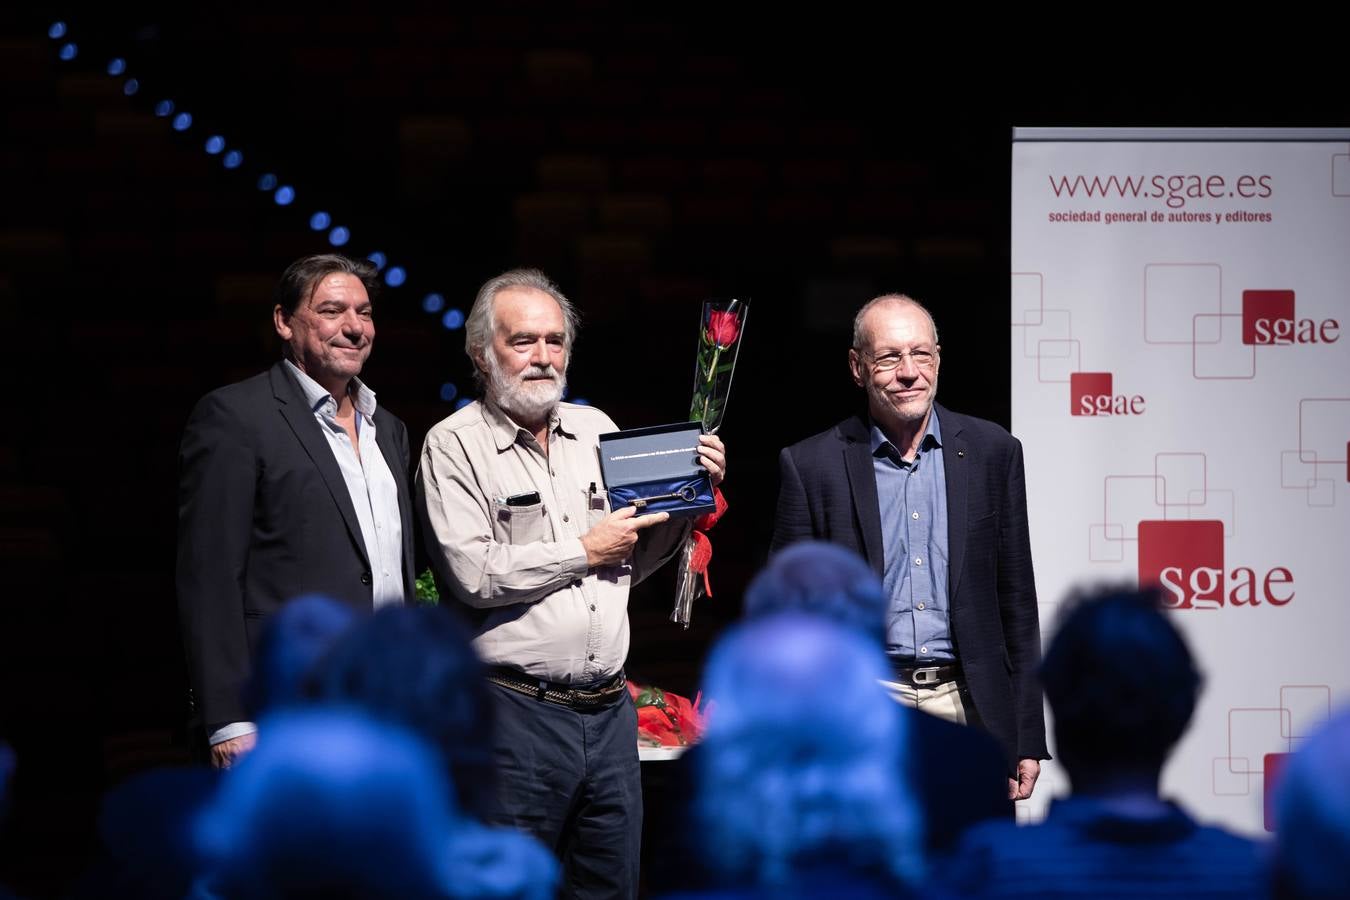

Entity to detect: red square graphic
[1242,290,1296,345]
[1138,520,1225,609]
[1070,372,1113,417]
[1264,752,1290,832]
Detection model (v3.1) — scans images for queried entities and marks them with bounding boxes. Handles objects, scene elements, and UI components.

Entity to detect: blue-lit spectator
[744,542,1010,851]
[1274,708,1350,899]
[305,604,496,818]
[650,543,1006,895]
[946,588,1268,898]
[744,540,888,641]
[76,766,218,899]
[0,741,11,820]
[193,708,557,900]
[687,613,923,897]
[243,593,357,719]
[0,740,19,900]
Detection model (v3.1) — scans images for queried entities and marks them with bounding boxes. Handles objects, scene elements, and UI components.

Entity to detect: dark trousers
[487,682,642,900]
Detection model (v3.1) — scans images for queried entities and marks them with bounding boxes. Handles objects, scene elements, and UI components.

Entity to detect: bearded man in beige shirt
[416,268,726,900]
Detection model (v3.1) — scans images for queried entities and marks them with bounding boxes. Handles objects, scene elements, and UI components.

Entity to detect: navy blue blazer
[176,361,416,730]
[771,404,1048,766]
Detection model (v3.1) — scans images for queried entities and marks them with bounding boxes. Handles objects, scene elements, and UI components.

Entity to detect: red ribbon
[688,487,727,596]
[694,485,728,532]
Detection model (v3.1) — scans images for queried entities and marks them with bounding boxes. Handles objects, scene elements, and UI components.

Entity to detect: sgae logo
[1137,520,1294,609]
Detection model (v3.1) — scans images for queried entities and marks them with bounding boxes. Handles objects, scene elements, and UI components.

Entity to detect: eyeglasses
[858,347,938,372]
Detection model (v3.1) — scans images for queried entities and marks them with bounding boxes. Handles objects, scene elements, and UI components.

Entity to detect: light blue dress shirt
[872,411,953,662]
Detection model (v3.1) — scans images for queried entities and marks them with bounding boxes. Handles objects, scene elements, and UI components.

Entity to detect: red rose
[706,310,741,347]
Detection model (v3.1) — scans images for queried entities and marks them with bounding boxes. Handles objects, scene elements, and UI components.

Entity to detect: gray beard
[485,355,566,425]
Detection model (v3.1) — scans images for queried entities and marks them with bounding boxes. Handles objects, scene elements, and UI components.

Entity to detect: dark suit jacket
[771,405,1048,767]
[176,361,416,730]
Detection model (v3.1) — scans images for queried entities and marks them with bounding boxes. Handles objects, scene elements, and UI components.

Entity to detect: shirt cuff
[209,721,257,746]
[561,538,589,577]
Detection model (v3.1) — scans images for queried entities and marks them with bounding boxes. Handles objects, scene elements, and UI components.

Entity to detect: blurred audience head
[1274,708,1350,899]
[442,822,560,900]
[244,593,358,719]
[89,766,218,899]
[0,740,12,807]
[195,708,460,899]
[306,603,496,817]
[1040,587,1202,787]
[692,612,923,891]
[746,541,886,642]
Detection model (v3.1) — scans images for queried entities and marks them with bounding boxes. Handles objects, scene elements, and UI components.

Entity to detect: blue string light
[455,398,473,411]
[73,20,460,333]
[439,383,459,402]
[48,22,67,39]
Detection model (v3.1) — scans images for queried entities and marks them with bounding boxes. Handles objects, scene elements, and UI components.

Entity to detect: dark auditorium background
[0,6,1339,894]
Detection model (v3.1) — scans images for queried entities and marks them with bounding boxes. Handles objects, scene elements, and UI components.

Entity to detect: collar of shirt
[869,408,943,466]
[284,359,377,421]
[481,397,578,452]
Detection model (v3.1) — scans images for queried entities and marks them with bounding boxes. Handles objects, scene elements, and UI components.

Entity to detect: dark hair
[746,541,887,643]
[274,253,381,317]
[1041,587,1202,777]
[306,605,496,818]
[243,594,358,721]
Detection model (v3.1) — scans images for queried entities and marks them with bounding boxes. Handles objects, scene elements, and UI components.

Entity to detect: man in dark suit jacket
[772,293,1047,799]
[177,254,416,768]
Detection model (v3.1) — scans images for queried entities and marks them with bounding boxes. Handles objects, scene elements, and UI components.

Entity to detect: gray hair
[851,293,939,350]
[464,268,580,389]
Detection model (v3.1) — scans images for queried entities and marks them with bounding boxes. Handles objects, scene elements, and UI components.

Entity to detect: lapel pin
[957,450,965,458]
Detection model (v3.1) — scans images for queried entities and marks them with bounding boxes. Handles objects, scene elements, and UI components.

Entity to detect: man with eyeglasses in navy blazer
[771,293,1048,800]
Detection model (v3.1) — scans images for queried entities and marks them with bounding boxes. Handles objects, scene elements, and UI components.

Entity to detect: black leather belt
[486,667,627,709]
[890,659,962,686]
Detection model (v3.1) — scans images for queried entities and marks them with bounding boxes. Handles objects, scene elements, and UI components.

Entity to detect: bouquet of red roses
[629,680,705,747]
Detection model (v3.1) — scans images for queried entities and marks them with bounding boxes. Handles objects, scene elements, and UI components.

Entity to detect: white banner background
[1011,130,1350,834]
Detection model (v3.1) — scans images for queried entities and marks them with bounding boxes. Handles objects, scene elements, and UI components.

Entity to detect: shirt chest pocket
[583,486,609,530]
[494,499,552,545]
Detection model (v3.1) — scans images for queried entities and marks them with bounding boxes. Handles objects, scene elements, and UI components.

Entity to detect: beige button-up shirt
[417,399,688,685]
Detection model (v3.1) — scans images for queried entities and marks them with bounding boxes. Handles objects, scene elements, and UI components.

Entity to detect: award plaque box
[597,422,714,518]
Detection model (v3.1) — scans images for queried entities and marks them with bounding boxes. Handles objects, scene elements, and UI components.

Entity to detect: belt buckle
[911,665,941,686]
